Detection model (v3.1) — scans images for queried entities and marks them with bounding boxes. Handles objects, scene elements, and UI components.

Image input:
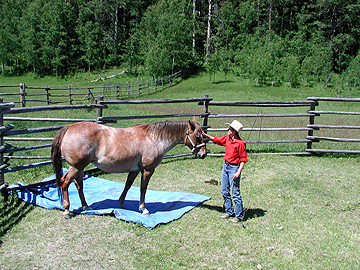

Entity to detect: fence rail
[206,100,317,107]
[0,71,181,106]
[0,95,359,190]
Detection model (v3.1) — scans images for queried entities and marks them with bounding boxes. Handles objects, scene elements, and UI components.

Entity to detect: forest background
[1,0,360,90]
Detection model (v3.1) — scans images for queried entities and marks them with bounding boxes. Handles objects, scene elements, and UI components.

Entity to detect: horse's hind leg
[118,171,139,209]
[60,166,83,219]
[74,170,91,211]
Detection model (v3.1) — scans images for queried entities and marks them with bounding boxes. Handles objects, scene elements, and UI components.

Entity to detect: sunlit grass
[1,155,359,269]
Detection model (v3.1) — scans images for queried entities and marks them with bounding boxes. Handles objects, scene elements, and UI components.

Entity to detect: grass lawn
[1,155,359,269]
[1,70,360,269]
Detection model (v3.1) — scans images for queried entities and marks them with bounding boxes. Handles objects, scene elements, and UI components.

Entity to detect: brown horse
[51,117,207,218]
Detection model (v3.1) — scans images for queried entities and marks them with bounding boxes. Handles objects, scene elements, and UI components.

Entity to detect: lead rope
[241,110,262,228]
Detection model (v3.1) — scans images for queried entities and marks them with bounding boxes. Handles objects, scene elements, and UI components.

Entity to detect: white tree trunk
[114,1,119,57]
[192,0,196,58]
[205,0,212,64]
[268,0,272,44]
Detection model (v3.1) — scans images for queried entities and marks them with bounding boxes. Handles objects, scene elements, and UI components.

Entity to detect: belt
[225,161,239,166]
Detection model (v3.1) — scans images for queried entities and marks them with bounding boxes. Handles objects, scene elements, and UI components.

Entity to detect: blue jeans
[221,162,244,220]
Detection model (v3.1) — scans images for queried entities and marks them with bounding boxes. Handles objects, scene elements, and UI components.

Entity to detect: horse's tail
[51,126,69,187]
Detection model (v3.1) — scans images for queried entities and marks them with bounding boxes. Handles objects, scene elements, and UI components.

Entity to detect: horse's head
[185,116,207,159]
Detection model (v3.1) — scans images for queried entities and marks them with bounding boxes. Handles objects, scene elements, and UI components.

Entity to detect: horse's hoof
[63,211,71,219]
[140,207,150,215]
[63,214,71,219]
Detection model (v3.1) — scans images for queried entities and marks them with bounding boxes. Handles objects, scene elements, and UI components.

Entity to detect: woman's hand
[201,130,214,141]
[233,162,245,181]
[232,171,241,181]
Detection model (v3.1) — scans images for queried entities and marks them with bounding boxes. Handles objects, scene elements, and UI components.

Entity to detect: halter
[185,130,206,153]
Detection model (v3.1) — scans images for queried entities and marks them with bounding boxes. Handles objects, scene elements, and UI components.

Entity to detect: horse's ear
[188,120,195,131]
[192,116,197,123]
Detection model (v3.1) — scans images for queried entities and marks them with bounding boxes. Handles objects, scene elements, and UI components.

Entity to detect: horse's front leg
[118,171,139,208]
[139,168,155,215]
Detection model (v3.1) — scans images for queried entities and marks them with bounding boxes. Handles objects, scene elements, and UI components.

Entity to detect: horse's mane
[142,120,188,141]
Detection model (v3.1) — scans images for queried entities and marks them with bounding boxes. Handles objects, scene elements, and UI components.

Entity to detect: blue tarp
[9,169,210,229]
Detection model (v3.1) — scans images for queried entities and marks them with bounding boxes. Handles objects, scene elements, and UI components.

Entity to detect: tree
[0,0,24,75]
[17,0,79,75]
[342,50,360,90]
[40,0,78,75]
[19,0,44,73]
[138,0,194,77]
[1,0,360,79]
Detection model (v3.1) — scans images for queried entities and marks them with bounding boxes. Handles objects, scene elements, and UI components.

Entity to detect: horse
[51,116,207,219]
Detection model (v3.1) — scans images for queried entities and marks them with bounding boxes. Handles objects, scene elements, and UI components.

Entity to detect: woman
[202,120,247,223]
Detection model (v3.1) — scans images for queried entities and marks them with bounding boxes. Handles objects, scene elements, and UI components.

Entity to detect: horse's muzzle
[195,147,207,159]
[197,153,207,159]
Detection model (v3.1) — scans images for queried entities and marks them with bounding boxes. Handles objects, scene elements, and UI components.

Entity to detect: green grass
[1,155,360,269]
[1,70,360,269]
[0,67,139,87]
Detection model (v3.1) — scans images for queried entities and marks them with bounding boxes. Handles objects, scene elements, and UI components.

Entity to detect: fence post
[46,85,50,105]
[202,95,209,130]
[20,83,26,107]
[68,86,72,104]
[87,85,91,102]
[116,83,120,99]
[0,98,4,186]
[138,78,141,95]
[96,96,104,123]
[306,99,317,151]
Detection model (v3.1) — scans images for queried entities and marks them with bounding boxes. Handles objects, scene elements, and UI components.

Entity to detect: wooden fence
[0,70,181,106]
[0,95,359,192]
[305,97,360,154]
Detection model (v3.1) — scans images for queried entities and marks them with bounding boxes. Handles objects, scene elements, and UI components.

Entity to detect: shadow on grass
[243,208,267,221]
[211,80,234,85]
[0,193,34,239]
[199,203,266,221]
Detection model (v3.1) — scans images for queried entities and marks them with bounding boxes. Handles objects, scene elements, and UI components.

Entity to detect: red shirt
[213,135,247,164]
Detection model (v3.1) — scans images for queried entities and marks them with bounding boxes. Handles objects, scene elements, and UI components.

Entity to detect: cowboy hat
[226,120,243,133]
